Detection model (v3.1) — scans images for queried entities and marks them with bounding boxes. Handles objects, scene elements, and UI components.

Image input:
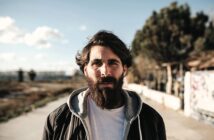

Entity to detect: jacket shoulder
[141,103,162,119]
[49,86,88,120]
[140,103,166,139]
[47,103,71,126]
[140,103,165,130]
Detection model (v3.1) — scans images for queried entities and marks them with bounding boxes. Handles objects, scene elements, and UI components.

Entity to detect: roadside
[141,95,214,140]
[0,92,214,140]
[0,79,86,122]
[0,96,68,140]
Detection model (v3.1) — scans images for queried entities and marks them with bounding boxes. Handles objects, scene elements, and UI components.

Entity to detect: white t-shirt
[88,97,125,140]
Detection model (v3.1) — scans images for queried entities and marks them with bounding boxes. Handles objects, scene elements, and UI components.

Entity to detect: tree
[204,22,214,50]
[18,68,24,82]
[132,2,209,62]
[131,2,212,94]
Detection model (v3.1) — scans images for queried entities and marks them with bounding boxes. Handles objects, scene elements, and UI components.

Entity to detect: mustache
[97,76,117,84]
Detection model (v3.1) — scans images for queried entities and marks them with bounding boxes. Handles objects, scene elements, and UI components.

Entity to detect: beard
[88,74,124,109]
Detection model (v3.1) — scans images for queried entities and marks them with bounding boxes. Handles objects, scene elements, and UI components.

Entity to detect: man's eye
[92,60,102,66]
[108,60,118,65]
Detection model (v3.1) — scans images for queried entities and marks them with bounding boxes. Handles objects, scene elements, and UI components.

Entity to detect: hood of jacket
[67,87,143,122]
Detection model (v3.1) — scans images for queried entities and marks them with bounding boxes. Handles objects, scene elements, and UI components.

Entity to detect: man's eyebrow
[91,58,101,61]
[108,59,120,63]
[90,58,120,63]
[91,58,102,63]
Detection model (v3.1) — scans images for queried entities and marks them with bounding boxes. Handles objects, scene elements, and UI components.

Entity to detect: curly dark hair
[76,30,132,72]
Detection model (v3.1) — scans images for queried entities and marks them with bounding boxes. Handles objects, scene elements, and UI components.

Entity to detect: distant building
[0,70,69,82]
[35,71,67,81]
[186,51,214,71]
[0,71,17,81]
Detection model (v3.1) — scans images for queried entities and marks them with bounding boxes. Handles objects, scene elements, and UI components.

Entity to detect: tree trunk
[166,64,172,94]
[179,63,184,95]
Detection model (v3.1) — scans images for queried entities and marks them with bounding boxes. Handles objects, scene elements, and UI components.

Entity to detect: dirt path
[0,96,67,140]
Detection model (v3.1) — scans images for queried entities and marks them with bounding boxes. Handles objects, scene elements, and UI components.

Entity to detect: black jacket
[43,88,166,140]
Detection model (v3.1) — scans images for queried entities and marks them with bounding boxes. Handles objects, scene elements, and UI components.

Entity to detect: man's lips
[99,82,114,88]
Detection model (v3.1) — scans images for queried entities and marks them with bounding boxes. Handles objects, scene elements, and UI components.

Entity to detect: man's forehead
[90,58,120,62]
[89,45,121,61]
[89,55,122,64]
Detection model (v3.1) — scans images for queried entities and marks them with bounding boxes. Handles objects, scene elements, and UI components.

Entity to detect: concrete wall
[127,83,182,110]
[184,71,214,124]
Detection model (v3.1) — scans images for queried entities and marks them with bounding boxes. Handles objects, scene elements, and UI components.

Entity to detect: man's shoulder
[48,87,88,120]
[50,103,69,115]
[140,103,164,121]
[124,89,141,100]
[124,89,163,119]
[44,103,71,129]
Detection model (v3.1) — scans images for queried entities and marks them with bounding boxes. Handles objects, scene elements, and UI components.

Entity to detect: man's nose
[100,64,110,77]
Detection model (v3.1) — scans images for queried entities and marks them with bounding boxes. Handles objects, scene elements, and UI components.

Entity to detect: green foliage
[204,22,214,50]
[131,2,211,63]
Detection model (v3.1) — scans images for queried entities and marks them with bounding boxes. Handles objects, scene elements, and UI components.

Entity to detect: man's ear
[83,65,88,76]
[123,65,128,77]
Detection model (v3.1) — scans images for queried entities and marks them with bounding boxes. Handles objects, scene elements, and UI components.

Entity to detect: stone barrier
[127,83,182,110]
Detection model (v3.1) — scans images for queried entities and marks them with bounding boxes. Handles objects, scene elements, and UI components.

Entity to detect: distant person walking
[42,30,166,140]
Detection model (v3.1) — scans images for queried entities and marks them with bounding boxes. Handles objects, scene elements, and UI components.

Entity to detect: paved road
[141,95,214,140]
[0,94,214,140]
[0,97,67,140]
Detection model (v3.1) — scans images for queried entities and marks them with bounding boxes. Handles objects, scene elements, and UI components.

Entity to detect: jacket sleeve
[42,114,54,140]
[158,116,167,140]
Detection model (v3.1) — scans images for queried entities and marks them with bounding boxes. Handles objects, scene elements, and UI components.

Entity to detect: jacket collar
[67,88,142,121]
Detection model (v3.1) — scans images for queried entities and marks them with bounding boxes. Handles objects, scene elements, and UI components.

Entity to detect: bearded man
[42,30,166,140]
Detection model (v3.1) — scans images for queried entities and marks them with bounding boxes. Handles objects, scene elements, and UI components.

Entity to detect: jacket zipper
[72,113,90,140]
[124,118,136,140]
[123,120,131,140]
[124,114,143,140]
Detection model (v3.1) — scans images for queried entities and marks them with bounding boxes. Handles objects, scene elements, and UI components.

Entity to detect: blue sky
[0,0,213,75]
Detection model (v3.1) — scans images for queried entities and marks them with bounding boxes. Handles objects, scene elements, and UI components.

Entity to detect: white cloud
[0,52,16,61]
[48,61,70,70]
[0,52,28,63]
[0,16,62,49]
[79,25,87,31]
[19,57,28,62]
[34,53,47,60]
[0,16,14,30]
[29,60,77,75]
[24,26,62,48]
[0,17,24,44]
[0,53,77,75]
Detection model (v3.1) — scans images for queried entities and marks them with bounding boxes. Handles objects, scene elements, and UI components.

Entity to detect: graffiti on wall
[186,71,214,123]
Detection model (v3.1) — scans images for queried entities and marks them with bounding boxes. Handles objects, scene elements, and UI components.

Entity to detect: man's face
[84,45,127,109]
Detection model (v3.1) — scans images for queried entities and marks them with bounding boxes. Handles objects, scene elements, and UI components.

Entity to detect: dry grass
[0,78,87,122]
